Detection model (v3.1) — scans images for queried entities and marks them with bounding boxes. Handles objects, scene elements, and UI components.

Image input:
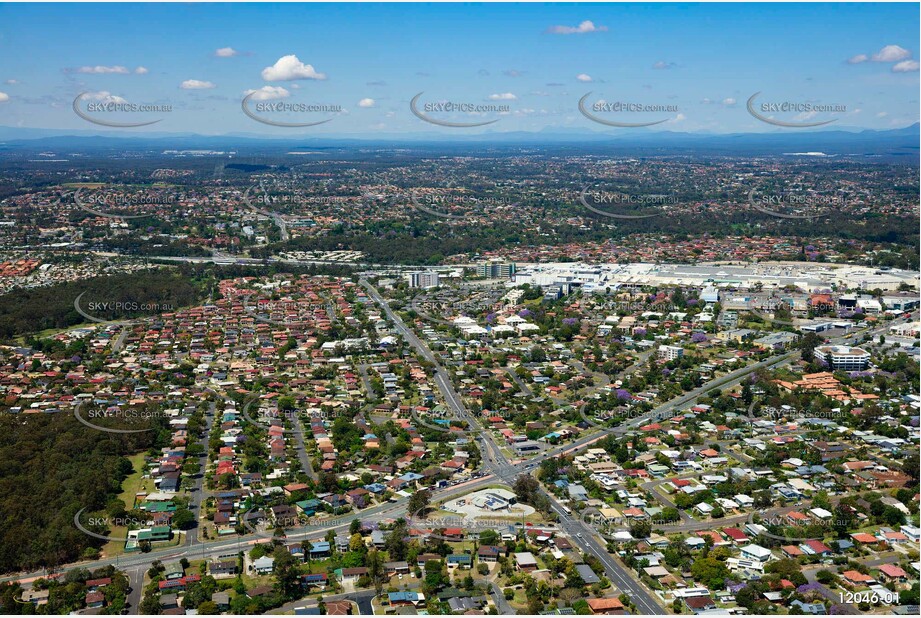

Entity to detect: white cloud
[5,79,18,85]
[892,59,920,72]
[876,111,888,118]
[576,73,593,83]
[77,65,130,74]
[181,79,216,90]
[665,113,686,124]
[847,54,868,64]
[871,45,911,62]
[488,92,517,100]
[652,61,676,70]
[0,92,9,103]
[358,98,375,108]
[82,91,129,104]
[243,85,290,101]
[722,98,736,106]
[261,55,326,81]
[546,20,608,35]
[134,66,148,75]
[215,47,239,58]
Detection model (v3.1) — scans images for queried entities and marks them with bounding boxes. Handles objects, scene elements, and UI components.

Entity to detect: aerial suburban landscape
[0,1,918,616]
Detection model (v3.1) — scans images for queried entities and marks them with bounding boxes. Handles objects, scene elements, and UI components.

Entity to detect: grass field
[101,452,160,558]
[240,570,274,589]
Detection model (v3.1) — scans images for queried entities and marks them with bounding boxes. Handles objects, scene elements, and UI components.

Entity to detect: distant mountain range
[0,123,917,158]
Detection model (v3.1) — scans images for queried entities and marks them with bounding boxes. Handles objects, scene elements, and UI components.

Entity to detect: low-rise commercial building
[814,345,870,370]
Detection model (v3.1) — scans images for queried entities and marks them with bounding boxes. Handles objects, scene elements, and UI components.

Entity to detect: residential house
[515,552,538,572]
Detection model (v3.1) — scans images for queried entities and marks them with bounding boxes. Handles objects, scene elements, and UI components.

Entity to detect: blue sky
[0,2,918,135]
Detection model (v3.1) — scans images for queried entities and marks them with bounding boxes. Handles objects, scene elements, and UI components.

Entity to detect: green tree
[197,600,218,615]
[171,508,196,530]
[573,599,591,614]
[367,549,386,596]
[629,520,651,539]
[690,556,729,590]
[816,570,836,585]
[139,594,162,614]
[273,546,302,598]
[513,474,541,505]
[423,560,447,595]
[408,490,431,518]
[385,520,408,561]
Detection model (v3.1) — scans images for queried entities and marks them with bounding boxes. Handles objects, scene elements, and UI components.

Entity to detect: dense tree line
[0,262,357,341]
[0,412,167,573]
[0,269,204,340]
[256,210,918,268]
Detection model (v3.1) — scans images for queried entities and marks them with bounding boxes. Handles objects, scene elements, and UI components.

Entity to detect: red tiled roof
[878,564,907,578]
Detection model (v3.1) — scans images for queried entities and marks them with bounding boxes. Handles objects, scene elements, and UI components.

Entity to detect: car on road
[577,533,583,538]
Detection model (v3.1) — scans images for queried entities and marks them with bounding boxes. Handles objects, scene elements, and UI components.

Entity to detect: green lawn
[240,570,275,589]
[118,452,154,506]
[510,588,529,609]
[102,452,157,558]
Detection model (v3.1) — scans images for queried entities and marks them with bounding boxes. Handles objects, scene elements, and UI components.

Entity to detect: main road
[360,278,509,469]
[362,279,666,614]
[356,280,890,614]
